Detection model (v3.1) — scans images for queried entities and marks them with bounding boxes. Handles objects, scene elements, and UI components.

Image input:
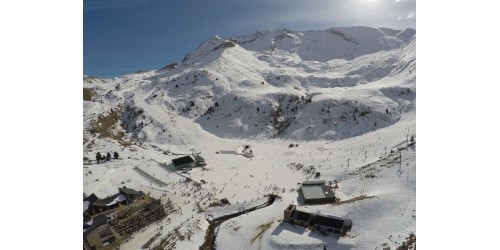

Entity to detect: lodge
[83,214,115,250]
[171,154,206,171]
[299,180,336,204]
[283,204,352,236]
[83,187,166,250]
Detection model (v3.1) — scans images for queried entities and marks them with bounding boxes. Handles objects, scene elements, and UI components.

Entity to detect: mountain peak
[180,26,412,68]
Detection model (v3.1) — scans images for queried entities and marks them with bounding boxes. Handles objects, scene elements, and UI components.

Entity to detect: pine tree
[114,151,119,159]
[106,152,111,161]
[96,152,102,163]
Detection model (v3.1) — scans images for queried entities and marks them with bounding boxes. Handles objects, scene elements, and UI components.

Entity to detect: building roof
[172,156,194,166]
[84,194,99,213]
[92,193,127,207]
[320,186,335,198]
[301,185,335,200]
[313,215,345,229]
[119,186,141,195]
[302,180,326,186]
[84,193,98,204]
[291,210,312,222]
[83,214,108,236]
[84,201,90,214]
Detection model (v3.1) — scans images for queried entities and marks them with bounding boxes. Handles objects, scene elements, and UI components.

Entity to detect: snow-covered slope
[83,26,416,250]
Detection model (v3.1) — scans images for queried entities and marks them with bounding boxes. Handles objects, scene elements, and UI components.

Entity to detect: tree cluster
[95,151,119,163]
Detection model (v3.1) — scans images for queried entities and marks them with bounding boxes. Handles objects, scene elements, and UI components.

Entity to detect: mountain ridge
[84,26,415,146]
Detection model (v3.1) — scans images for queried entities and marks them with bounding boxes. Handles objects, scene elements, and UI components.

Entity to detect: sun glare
[359,0,381,4]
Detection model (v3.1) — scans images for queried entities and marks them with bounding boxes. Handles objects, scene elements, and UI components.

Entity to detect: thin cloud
[231,0,415,31]
[398,11,416,21]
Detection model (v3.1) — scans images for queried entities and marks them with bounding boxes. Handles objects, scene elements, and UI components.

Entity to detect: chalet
[84,193,98,219]
[299,180,336,204]
[89,193,127,214]
[172,156,196,171]
[84,193,98,206]
[312,215,352,236]
[83,214,115,250]
[283,204,352,236]
[284,205,312,227]
[118,186,142,203]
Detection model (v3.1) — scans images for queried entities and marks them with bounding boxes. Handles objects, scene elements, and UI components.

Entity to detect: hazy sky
[84,0,416,78]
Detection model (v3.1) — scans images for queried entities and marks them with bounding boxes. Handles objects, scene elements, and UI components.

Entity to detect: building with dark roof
[284,204,312,227]
[84,193,98,219]
[83,214,115,250]
[84,193,98,204]
[283,204,352,236]
[299,180,336,204]
[172,156,196,170]
[313,215,352,236]
[89,193,128,214]
[290,210,313,227]
[118,186,142,203]
[302,180,327,186]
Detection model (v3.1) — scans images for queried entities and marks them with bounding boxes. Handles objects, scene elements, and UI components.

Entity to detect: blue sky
[84,0,416,78]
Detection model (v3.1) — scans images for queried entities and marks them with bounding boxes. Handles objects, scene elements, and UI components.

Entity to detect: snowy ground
[83,26,416,249]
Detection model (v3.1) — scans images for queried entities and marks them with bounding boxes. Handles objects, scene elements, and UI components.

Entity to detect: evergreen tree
[106,152,112,161]
[96,152,102,163]
[114,151,119,159]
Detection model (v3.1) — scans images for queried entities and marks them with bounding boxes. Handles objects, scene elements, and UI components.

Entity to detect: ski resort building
[84,193,98,219]
[86,187,143,215]
[299,180,336,204]
[83,214,115,250]
[284,204,312,227]
[88,193,128,214]
[312,214,352,235]
[172,156,196,170]
[83,188,165,250]
[171,155,206,171]
[118,186,142,203]
[283,204,352,236]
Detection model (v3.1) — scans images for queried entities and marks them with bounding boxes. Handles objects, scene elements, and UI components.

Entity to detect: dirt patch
[84,138,96,149]
[83,88,97,101]
[199,196,276,250]
[396,233,416,250]
[88,106,132,147]
[199,220,223,250]
[153,227,181,250]
[330,195,375,206]
[251,221,274,244]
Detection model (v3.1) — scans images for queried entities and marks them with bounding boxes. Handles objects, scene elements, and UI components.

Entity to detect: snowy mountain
[83,26,416,250]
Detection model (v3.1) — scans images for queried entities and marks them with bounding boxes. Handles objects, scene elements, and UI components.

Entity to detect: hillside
[83,26,416,250]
